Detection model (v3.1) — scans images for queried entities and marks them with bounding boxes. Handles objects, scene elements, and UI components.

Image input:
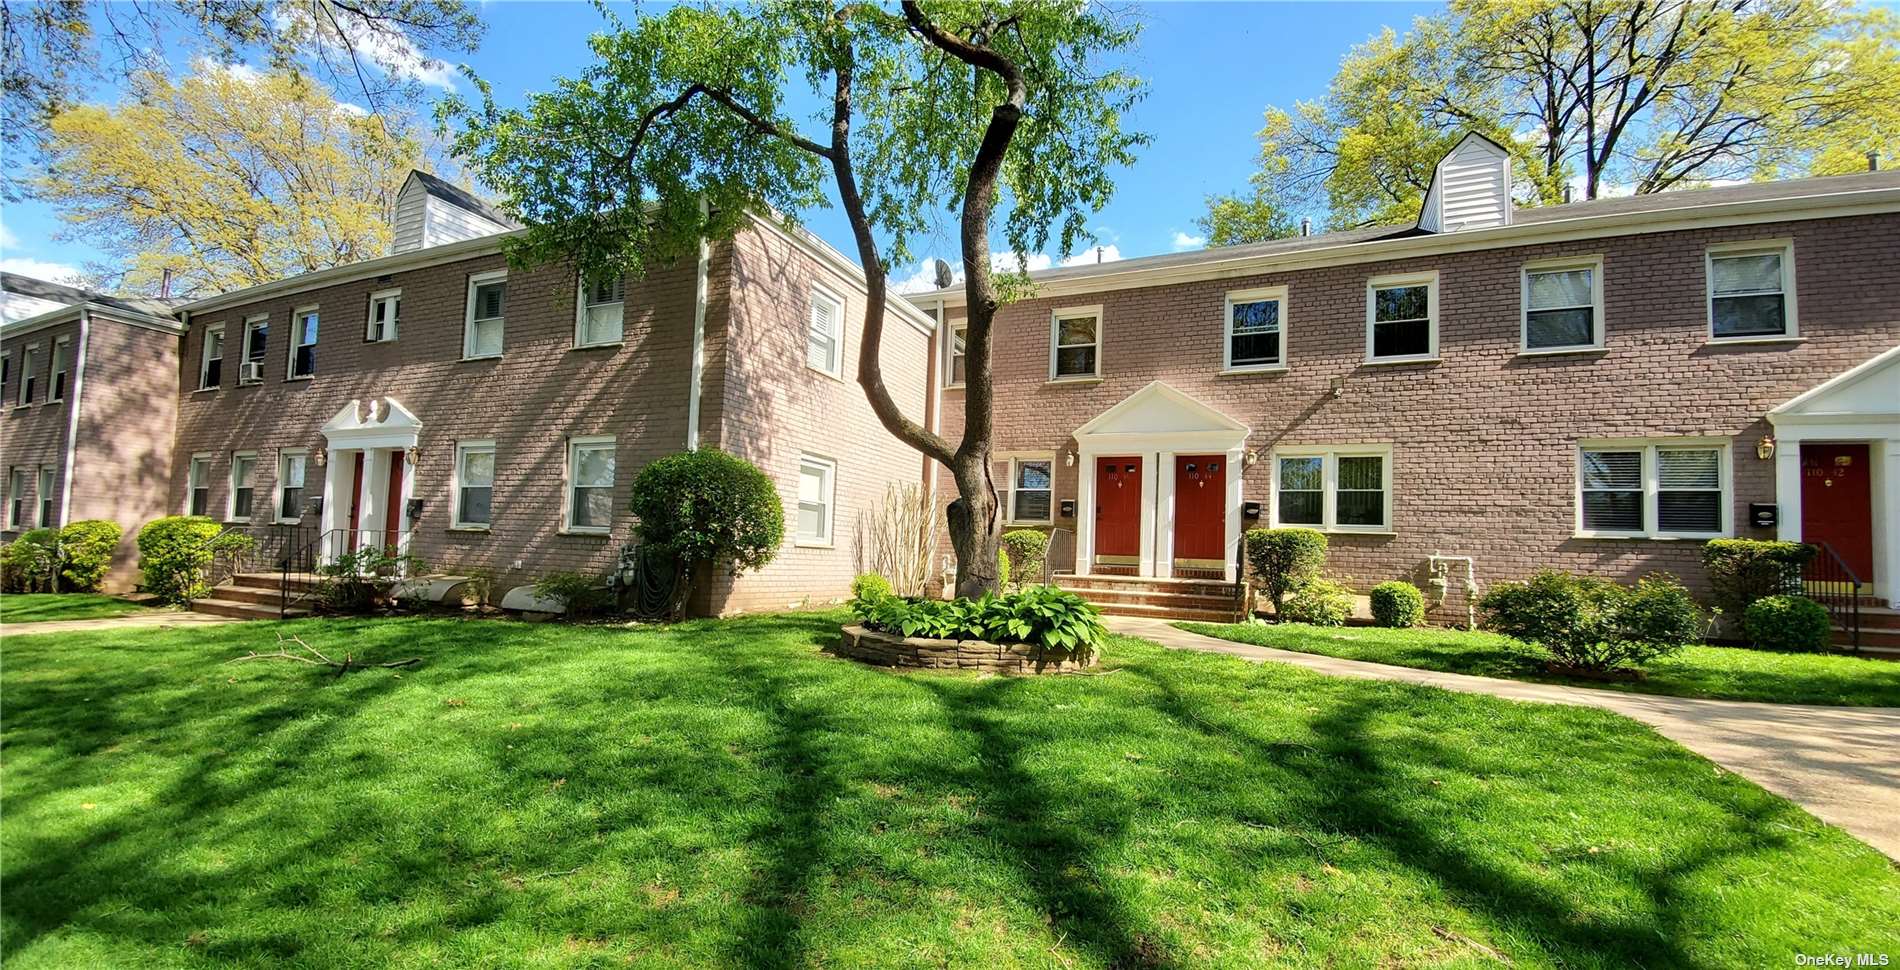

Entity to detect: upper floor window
[1224,287,1286,372]
[1708,241,1796,340]
[1273,446,1392,533]
[796,454,836,546]
[229,451,257,521]
[240,316,269,384]
[276,450,308,522]
[1049,306,1102,380]
[1,351,10,395]
[946,323,967,388]
[1366,273,1437,362]
[187,454,211,517]
[1578,439,1728,539]
[17,345,37,405]
[1000,456,1054,525]
[366,289,400,343]
[199,325,225,390]
[464,271,507,359]
[288,307,318,379]
[453,440,495,529]
[48,337,70,401]
[1522,257,1603,352]
[36,466,54,527]
[6,467,23,529]
[577,274,625,348]
[806,286,843,377]
[565,435,614,533]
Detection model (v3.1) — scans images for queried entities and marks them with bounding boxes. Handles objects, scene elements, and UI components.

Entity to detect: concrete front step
[1055,574,1241,598]
[233,572,323,594]
[1061,585,1245,613]
[189,598,310,620]
[215,584,297,606]
[1089,601,1246,624]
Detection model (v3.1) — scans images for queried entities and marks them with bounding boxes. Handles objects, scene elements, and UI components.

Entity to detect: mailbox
[406,498,427,520]
[304,496,324,516]
[1243,501,1263,519]
[1058,499,1076,519]
[1749,503,1778,529]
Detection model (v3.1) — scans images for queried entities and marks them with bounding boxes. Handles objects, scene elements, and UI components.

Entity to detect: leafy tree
[445,1,1147,597]
[1205,0,1900,240]
[37,65,423,296]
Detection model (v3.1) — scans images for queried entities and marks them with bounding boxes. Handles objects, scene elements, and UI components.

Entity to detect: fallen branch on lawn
[224,634,421,674]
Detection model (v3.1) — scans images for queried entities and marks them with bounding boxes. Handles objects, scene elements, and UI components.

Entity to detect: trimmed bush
[1743,595,1832,652]
[135,516,225,604]
[1000,530,1049,585]
[629,450,784,577]
[1245,528,1327,614]
[1281,579,1354,627]
[2,529,60,592]
[997,547,1011,589]
[313,545,420,613]
[57,519,123,592]
[1480,570,1702,672]
[850,585,1107,658]
[1703,539,1815,619]
[532,571,615,619]
[851,572,894,603]
[1369,580,1425,628]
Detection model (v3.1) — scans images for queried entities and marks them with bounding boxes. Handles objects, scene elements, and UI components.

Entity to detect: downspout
[685,198,710,451]
[58,306,90,525]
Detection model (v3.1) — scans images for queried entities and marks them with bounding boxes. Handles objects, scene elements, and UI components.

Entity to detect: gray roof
[407,170,518,229]
[0,272,181,318]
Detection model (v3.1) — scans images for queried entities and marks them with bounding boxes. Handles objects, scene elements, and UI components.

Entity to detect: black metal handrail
[1804,541,1863,652]
[1042,527,1076,584]
[277,524,417,617]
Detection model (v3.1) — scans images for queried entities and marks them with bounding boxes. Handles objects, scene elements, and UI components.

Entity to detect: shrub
[1369,580,1425,628]
[850,586,1107,659]
[1000,530,1049,585]
[3,529,60,592]
[314,545,420,613]
[630,450,784,577]
[136,516,225,603]
[1280,579,1353,626]
[1245,528,1327,614]
[1743,595,1832,652]
[1480,570,1702,672]
[1703,539,1815,619]
[533,571,615,619]
[997,547,1011,589]
[851,572,894,603]
[57,519,123,592]
[859,482,936,597]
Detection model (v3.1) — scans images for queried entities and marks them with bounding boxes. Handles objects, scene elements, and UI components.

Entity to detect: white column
[1075,449,1095,577]
[1155,452,1176,579]
[1773,436,1803,544]
[1137,452,1159,577]
[1224,446,1246,584]
[1884,440,1900,609]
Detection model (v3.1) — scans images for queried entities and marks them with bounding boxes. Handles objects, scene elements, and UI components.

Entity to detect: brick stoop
[1835,607,1900,654]
[188,571,320,620]
[1054,573,1248,623]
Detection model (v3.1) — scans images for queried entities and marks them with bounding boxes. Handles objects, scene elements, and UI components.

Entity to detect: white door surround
[317,397,422,559]
[1072,381,1251,582]
[1767,344,1900,608]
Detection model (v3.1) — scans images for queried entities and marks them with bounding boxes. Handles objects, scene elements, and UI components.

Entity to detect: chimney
[1299,218,1310,237]
[1095,246,1104,264]
[1870,152,1881,172]
[1562,185,1573,204]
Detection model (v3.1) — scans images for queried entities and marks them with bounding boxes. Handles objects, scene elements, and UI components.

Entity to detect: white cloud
[0,257,86,284]
[275,9,460,92]
[890,246,1123,294]
[1170,231,1204,252]
[0,214,17,251]
[1060,244,1121,267]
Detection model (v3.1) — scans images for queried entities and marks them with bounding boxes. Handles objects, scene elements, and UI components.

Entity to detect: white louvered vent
[1418,134,1513,233]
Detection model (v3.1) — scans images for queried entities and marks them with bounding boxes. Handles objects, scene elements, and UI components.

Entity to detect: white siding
[391,179,430,254]
[422,197,509,249]
[1420,134,1513,233]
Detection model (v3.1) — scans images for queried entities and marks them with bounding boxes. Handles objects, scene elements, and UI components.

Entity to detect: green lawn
[3,613,1894,968]
[1178,621,1900,708]
[0,593,159,624]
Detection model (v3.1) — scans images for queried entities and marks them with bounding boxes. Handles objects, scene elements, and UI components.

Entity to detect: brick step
[1059,586,1245,612]
[1835,626,1900,651]
[215,584,294,606]
[1089,601,1246,624]
[1852,608,1900,631]
[189,598,310,620]
[233,572,322,594]
[1054,574,1241,598]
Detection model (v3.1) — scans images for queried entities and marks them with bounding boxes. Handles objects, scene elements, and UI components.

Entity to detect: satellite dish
[933,259,955,289]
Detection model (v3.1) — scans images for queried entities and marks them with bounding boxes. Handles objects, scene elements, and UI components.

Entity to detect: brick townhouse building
[910,135,1900,621]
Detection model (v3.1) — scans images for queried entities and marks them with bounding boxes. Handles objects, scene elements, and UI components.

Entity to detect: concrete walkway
[1111,616,1900,860]
[1,610,240,638]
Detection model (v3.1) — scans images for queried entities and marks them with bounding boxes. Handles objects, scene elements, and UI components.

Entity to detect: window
[1708,241,1796,339]
[1049,306,1102,380]
[240,316,269,384]
[199,325,225,390]
[36,466,55,527]
[796,455,835,545]
[453,440,495,528]
[806,286,843,377]
[17,345,36,405]
[1272,447,1393,532]
[947,323,967,387]
[1001,457,1054,525]
[48,337,70,401]
[6,467,23,529]
[1522,258,1603,352]
[366,289,400,342]
[1,352,10,395]
[276,449,308,522]
[229,452,257,521]
[187,455,211,517]
[1366,273,1437,362]
[565,436,614,533]
[577,274,625,347]
[1578,440,1728,538]
[464,271,507,359]
[288,307,318,379]
[1224,287,1286,371]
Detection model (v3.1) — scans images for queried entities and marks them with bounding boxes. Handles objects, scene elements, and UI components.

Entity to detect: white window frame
[1706,239,1798,342]
[186,453,212,517]
[16,343,37,406]
[452,439,496,530]
[806,285,845,379]
[1520,256,1605,354]
[1364,272,1439,363]
[6,467,24,529]
[464,269,508,361]
[198,324,225,391]
[274,449,308,523]
[35,465,55,527]
[286,305,319,380]
[1,351,11,397]
[48,336,71,402]
[563,434,615,534]
[239,315,269,384]
[1269,445,1395,534]
[1048,304,1104,381]
[366,288,401,343]
[795,453,837,547]
[575,273,627,349]
[1000,454,1056,526]
[228,450,257,523]
[945,321,967,389]
[1222,285,1289,373]
[1575,438,1732,540]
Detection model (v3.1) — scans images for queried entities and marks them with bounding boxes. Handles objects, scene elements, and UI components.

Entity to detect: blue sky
[0,1,1437,289]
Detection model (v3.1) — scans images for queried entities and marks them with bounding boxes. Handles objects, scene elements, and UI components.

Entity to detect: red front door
[383,452,405,553]
[1094,456,1143,559]
[1802,443,1874,579]
[1173,454,1227,561]
[347,452,366,550]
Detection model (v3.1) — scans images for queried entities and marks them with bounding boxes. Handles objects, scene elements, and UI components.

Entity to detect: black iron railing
[1043,527,1076,584]
[277,525,416,617]
[1804,541,1863,652]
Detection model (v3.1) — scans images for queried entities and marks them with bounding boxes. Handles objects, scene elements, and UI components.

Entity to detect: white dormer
[390,171,515,255]
[1418,132,1514,233]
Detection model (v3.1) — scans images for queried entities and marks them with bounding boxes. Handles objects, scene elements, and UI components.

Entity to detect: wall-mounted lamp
[1064,450,1076,468]
[313,449,327,467]
[406,446,420,466]
[1756,436,1776,460]
[1329,375,1346,399]
[1243,449,1259,467]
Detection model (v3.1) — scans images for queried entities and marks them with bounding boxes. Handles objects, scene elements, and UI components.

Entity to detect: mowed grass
[0,593,159,624]
[1180,621,1900,708]
[3,614,1895,969]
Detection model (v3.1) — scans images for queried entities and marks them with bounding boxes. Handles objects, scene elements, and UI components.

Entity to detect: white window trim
[1519,255,1605,354]
[198,324,225,391]
[1574,437,1732,540]
[16,343,38,406]
[1268,444,1395,534]
[287,305,319,380]
[366,288,401,343]
[239,315,269,384]
[562,434,615,534]
[795,453,838,547]
[1364,271,1439,364]
[1048,304,1105,382]
[945,321,967,389]
[451,439,496,531]
[1001,453,1057,526]
[6,467,24,530]
[275,448,308,523]
[806,285,845,379]
[227,450,257,523]
[1222,285,1289,373]
[48,336,71,402]
[35,465,55,527]
[1705,239,1799,342]
[463,269,508,361]
[186,453,212,516]
[574,273,626,349]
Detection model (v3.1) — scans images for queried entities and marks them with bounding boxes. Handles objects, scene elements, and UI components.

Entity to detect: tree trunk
[945,450,1001,598]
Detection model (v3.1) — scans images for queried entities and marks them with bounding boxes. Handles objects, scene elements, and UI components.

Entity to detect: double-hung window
[947,323,967,388]
[1224,286,1287,371]
[199,325,225,389]
[48,337,70,401]
[6,467,23,529]
[1522,258,1603,352]
[796,454,836,546]
[1578,440,1728,538]
[1,352,11,397]
[1272,446,1393,532]
[806,286,843,377]
[36,466,55,527]
[1000,456,1054,525]
[276,450,308,522]
[453,440,495,529]
[17,345,37,405]
[366,289,400,343]
[229,452,257,521]
[1050,306,1102,380]
[288,307,318,379]
[577,274,625,347]
[464,271,507,359]
[187,455,211,516]
[565,436,614,533]
[240,316,269,384]
[1366,273,1437,362]
[1708,241,1796,340]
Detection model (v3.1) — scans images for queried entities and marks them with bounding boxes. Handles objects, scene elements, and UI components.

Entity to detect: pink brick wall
[0,319,79,539]
[70,318,180,589]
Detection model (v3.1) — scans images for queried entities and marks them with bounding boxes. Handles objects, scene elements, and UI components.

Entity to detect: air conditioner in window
[240,361,264,383]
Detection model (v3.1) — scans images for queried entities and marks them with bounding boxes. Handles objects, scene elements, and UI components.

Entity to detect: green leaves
[849,584,1106,658]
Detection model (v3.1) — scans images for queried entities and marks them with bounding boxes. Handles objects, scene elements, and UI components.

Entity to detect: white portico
[317,397,422,558]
